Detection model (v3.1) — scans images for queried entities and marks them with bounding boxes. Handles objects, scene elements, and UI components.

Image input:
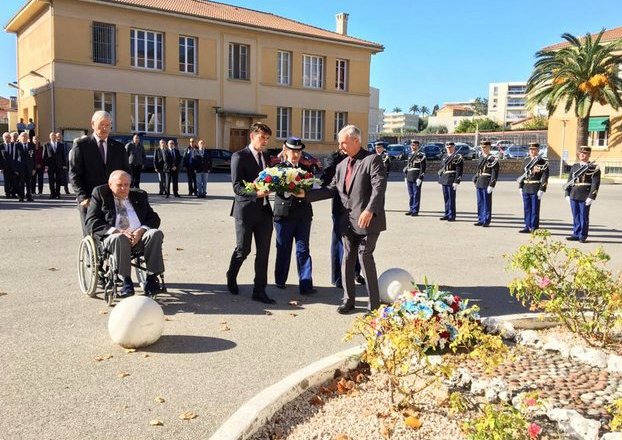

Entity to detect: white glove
[566,196,570,203]
[404,178,407,183]
[586,198,594,206]
[416,179,422,187]
[486,186,493,194]
[452,183,458,191]
[519,188,523,195]
[537,190,544,200]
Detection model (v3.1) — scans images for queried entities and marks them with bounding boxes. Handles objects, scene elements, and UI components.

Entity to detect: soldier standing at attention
[518,143,549,233]
[403,140,426,216]
[438,142,463,222]
[564,146,601,243]
[374,141,391,175]
[472,141,499,227]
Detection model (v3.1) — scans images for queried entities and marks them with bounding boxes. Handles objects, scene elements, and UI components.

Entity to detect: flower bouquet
[244,166,320,194]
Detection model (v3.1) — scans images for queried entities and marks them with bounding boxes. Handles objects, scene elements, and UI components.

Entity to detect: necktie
[258,152,265,170]
[344,158,355,193]
[115,198,130,231]
[98,139,105,163]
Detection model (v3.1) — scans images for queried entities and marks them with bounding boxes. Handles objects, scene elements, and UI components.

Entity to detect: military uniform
[402,148,426,215]
[565,156,600,242]
[472,154,499,226]
[518,154,549,232]
[437,149,463,221]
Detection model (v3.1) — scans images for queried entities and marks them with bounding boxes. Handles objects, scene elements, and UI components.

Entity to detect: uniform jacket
[565,162,601,201]
[438,152,463,185]
[230,146,273,220]
[69,135,129,202]
[473,154,499,189]
[273,162,313,221]
[85,184,160,241]
[403,151,426,182]
[519,156,549,194]
[308,148,387,235]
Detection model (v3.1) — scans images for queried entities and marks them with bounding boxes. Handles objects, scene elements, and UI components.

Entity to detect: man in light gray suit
[305,125,387,314]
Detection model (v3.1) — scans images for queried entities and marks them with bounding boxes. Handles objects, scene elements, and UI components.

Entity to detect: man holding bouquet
[226,122,275,304]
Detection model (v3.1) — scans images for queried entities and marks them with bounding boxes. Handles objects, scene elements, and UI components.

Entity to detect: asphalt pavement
[1,171,620,439]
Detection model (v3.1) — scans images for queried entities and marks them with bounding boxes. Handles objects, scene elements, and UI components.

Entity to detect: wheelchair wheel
[134,258,148,290]
[78,236,99,297]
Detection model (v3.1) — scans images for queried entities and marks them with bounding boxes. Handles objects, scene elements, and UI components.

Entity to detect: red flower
[528,422,542,439]
[440,331,450,340]
[264,175,273,183]
[305,172,313,179]
[295,175,302,181]
[288,182,296,190]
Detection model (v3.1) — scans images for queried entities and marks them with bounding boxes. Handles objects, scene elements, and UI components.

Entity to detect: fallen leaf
[124,348,136,353]
[164,317,173,321]
[402,407,419,418]
[143,353,150,358]
[289,313,298,317]
[0,292,8,297]
[337,378,349,394]
[219,320,228,324]
[176,247,184,251]
[355,373,366,383]
[309,394,324,406]
[220,324,231,331]
[380,421,394,439]
[404,416,422,430]
[155,396,165,403]
[117,372,130,378]
[326,380,338,392]
[149,419,163,426]
[94,354,113,362]
[320,386,333,395]
[333,435,351,440]
[288,300,300,307]
[264,310,273,316]
[179,411,197,420]
[333,369,343,379]
[98,310,108,315]
[47,267,59,271]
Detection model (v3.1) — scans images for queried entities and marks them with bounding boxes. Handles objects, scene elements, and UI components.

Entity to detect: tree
[409,104,419,114]
[472,97,488,115]
[392,107,403,113]
[418,117,428,132]
[527,30,622,148]
[454,118,501,133]
[422,125,448,134]
[420,106,430,116]
[432,104,440,116]
[520,116,549,130]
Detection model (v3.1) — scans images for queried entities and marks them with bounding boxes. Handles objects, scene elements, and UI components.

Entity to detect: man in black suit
[56,133,70,195]
[43,132,64,199]
[164,139,181,198]
[182,138,198,196]
[125,133,146,189]
[85,170,164,297]
[1,132,15,198]
[14,131,35,202]
[69,111,129,234]
[154,139,167,195]
[226,122,275,304]
[306,125,387,314]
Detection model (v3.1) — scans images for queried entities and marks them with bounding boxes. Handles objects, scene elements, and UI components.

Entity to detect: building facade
[427,104,476,133]
[5,0,383,153]
[368,86,384,140]
[382,112,419,134]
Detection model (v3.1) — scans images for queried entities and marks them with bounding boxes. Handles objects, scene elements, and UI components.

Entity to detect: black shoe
[519,228,530,233]
[118,276,135,298]
[333,282,343,289]
[566,236,579,241]
[474,222,483,226]
[18,198,24,202]
[300,288,317,296]
[404,212,412,216]
[252,291,276,304]
[275,283,286,289]
[439,216,448,221]
[226,272,239,295]
[355,275,366,285]
[337,303,355,314]
[144,274,160,296]
[579,238,587,243]
[482,223,490,227]
[26,197,34,201]
[165,195,169,198]
[411,213,418,216]
[174,194,181,198]
[447,218,455,222]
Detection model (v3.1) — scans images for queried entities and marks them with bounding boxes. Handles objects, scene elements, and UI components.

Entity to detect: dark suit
[308,148,387,310]
[227,146,273,293]
[13,141,35,201]
[1,142,16,197]
[183,147,198,195]
[125,141,146,189]
[154,147,166,195]
[164,147,181,196]
[44,141,66,198]
[69,135,129,232]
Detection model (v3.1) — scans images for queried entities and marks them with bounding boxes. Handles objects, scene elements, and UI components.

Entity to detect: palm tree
[392,107,403,113]
[420,106,429,116]
[409,104,419,114]
[527,30,622,148]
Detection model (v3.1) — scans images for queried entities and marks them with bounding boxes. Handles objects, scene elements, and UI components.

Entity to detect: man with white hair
[69,111,129,233]
[85,170,164,297]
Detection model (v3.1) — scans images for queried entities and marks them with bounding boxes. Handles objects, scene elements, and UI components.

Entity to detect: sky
[1,0,622,112]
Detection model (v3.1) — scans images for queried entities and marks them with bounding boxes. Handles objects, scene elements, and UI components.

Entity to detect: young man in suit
[69,111,129,234]
[306,125,388,314]
[164,139,181,198]
[85,170,164,297]
[43,132,64,199]
[226,122,275,304]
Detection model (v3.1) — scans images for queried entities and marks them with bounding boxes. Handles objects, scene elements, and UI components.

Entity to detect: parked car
[490,145,505,159]
[504,145,530,159]
[386,144,408,161]
[454,143,476,160]
[493,140,514,149]
[420,144,443,161]
[204,148,233,172]
[539,144,548,157]
[267,148,323,173]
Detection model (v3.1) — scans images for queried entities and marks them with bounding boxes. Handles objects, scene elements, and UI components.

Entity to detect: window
[92,22,116,65]
[94,92,115,129]
[276,107,291,139]
[334,112,347,140]
[588,116,609,147]
[131,95,164,133]
[179,36,196,73]
[302,109,324,141]
[180,99,197,135]
[229,43,249,80]
[303,55,324,88]
[130,29,163,70]
[277,51,291,85]
[335,59,348,91]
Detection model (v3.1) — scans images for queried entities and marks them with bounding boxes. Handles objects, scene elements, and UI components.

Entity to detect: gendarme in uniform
[437,142,463,221]
[402,140,426,216]
[518,143,549,233]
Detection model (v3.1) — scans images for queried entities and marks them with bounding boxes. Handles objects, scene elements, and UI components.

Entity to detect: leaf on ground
[98,310,108,315]
[117,371,130,378]
[309,394,324,406]
[404,416,422,430]
[164,317,173,321]
[219,320,228,324]
[320,386,333,395]
[124,348,136,353]
[288,300,300,307]
[175,247,184,251]
[149,419,163,426]
[220,324,231,331]
[0,292,8,297]
[289,313,298,317]
[380,421,395,439]
[336,378,350,395]
[143,353,150,358]
[94,354,113,362]
[333,435,351,440]
[155,396,165,403]
[355,373,366,383]
[402,407,419,418]
[47,267,59,271]
[179,411,197,420]
[264,310,273,316]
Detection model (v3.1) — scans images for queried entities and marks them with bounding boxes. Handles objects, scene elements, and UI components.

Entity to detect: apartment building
[427,104,476,133]
[383,112,419,134]
[5,0,383,153]
[487,82,533,126]
[368,86,384,139]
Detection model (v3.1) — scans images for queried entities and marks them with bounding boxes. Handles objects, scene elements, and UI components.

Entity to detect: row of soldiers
[0,131,69,201]
[396,140,601,242]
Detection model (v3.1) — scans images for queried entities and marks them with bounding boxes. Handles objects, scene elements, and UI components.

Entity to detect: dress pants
[342,228,380,311]
[16,172,31,200]
[130,165,142,189]
[522,192,540,231]
[330,214,361,286]
[441,184,456,219]
[228,210,273,291]
[3,168,15,196]
[274,218,313,292]
[476,187,492,225]
[48,167,61,197]
[156,171,166,194]
[31,168,44,194]
[165,170,179,196]
[406,180,422,214]
[186,168,196,195]
[570,199,590,239]
[103,230,165,278]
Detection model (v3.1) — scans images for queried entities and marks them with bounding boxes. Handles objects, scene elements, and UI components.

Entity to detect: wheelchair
[77,235,166,306]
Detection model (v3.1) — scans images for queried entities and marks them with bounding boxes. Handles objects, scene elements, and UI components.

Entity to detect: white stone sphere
[108,296,164,348]
[378,268,414,304]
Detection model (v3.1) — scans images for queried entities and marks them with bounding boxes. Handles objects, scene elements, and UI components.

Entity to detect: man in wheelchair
[85,170,164,298]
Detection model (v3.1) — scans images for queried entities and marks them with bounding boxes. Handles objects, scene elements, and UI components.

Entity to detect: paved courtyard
[1,171,621,439]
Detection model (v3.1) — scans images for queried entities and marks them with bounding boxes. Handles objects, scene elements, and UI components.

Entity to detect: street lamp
[28,70,55,132]
[212,105,221,148]
[559,119,568,178]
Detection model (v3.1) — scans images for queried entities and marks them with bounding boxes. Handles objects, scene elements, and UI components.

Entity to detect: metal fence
[373,130,548,147]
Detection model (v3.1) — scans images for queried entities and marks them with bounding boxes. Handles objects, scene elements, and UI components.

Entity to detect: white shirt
[106,197,149,235]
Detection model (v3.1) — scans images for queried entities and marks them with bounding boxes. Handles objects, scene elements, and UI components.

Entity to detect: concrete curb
[208,345,364,440]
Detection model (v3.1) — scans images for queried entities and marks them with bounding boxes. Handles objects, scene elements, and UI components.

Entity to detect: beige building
[427,104,476,133]
[368,86,384,140]
[5,0,383,154]
[383,112,419,134]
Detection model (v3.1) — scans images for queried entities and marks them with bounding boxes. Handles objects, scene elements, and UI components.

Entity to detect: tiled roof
[543,26,622,51]
[100,0,384,51]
